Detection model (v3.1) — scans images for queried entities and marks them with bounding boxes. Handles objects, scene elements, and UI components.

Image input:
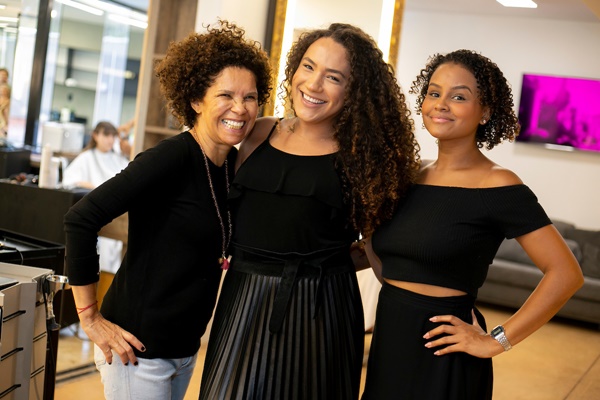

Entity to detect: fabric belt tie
[230,245,352,334]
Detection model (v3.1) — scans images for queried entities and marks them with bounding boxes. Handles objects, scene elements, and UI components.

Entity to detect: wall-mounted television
[516,73,600,153]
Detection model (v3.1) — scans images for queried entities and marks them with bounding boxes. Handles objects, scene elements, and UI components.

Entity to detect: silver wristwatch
[490,325,512,352]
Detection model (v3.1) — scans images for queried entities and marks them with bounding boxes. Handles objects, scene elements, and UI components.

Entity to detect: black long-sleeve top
[64,132,234,359]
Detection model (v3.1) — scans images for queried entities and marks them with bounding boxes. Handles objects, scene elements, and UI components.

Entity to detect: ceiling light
[56,0,104,16]
[108,14,147,29]
[0,5,6,10]
[496,0,537,8]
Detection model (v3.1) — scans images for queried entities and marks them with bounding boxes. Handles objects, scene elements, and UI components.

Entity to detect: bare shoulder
[482,165,524,187]
[416,159,435,182]
[237,117,279,168]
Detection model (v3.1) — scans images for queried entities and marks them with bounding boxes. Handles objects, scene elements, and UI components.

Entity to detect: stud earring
[481,119,487,125]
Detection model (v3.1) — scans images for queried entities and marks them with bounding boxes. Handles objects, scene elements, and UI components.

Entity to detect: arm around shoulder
[236,116,279,170]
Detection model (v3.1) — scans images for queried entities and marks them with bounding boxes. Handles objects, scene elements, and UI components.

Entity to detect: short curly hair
[155,20,272,128]
[410,49,520,150]
[281,23,420,237]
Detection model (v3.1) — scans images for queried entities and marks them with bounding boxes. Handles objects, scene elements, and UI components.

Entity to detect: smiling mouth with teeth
[222,119,245,129]
[303,92,325,104]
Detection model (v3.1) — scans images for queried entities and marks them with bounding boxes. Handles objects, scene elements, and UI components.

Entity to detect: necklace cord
[191,129,232,265]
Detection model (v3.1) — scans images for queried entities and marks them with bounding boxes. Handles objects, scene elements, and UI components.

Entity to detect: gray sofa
[477,219,600,327]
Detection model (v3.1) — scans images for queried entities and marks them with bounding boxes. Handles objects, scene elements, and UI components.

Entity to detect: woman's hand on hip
[80,311,146,366]
[422,310,504,358]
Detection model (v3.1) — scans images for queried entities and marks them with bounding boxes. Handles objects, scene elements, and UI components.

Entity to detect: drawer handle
[0,347,24,361]
[2,309,26,322]
[0,384,22,399]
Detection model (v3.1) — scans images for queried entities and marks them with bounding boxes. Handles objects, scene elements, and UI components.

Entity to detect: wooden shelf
[132,0,197,154]
[145,125,180,136]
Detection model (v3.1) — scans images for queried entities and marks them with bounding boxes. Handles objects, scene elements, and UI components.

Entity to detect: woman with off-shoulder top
[361,49,584,400]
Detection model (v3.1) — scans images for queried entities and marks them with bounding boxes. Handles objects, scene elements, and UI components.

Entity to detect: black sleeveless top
[229,122,357,254]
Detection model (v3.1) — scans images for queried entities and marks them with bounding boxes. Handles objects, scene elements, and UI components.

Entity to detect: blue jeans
[94,345,198,400]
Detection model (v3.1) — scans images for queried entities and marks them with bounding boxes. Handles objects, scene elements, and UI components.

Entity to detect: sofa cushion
[496,238,582,266]
[565,228,600,279]
[551,219,576,237]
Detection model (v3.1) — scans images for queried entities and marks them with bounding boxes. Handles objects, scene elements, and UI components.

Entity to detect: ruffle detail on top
[229,141,345,210]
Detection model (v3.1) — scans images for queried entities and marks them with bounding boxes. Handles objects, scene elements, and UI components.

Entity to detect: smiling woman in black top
[361,49,584,400]
[64,21,272,400]
[199,23,420,400]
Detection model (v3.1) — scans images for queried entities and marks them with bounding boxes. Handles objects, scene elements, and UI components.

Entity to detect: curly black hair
[410,49,520,150]
[281,23,420,237]
[155,20,273,128]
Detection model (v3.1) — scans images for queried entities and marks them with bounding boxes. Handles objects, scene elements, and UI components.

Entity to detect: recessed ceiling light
[496,0,537,8]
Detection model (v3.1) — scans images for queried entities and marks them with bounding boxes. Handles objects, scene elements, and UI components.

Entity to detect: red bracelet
[76,301,98,314]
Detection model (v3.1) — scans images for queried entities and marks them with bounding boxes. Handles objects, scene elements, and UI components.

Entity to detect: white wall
[293,0,383,40]
[395,11,600,230]
[195,0,270,46]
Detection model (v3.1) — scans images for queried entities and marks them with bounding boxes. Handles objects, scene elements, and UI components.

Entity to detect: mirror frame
[264,0,405,116]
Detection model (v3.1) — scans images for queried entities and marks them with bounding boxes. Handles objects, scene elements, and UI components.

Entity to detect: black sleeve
[482,184,552,239]
[64,134,190,285]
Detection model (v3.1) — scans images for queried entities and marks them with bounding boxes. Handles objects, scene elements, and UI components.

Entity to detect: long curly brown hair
[155,20,273,128]
[410,49,520,150]
[281,23,420,237]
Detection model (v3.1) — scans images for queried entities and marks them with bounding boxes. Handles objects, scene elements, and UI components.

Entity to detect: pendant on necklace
[219,255,231,270]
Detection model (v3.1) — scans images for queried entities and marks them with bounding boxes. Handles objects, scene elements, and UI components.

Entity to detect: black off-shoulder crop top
[372,184,551,296]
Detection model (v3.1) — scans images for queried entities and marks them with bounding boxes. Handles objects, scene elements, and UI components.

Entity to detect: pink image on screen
[517,73,600,152]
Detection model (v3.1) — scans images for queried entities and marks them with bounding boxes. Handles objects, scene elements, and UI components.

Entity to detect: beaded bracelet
[76,301,98,314]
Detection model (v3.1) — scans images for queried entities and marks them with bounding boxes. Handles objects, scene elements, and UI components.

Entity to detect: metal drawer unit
[0,263,53,400]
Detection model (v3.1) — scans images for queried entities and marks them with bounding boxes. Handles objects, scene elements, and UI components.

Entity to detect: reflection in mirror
[266,0,404,116]
[5,0,38,147]
[0,1,19,89]
[0,22,17,139]
[5,0,146,152]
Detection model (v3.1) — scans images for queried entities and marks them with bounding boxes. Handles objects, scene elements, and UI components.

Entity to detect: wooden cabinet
[132,0,198,154]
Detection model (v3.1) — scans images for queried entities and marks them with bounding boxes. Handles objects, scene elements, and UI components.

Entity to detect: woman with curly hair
[199,23,419,400]
[64,20,272,400]
[361,49,583,399]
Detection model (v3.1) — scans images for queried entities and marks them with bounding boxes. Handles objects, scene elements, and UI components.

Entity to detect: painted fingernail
[423,333,429,339]
[125,362,129,366]
[424,342,432,348]
[141,346,146,352]
[134,361,138,366]
[108,362,112,365]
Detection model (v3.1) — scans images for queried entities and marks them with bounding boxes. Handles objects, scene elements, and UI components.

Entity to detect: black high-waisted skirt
[199,245,365,400]
[361,281,493,400]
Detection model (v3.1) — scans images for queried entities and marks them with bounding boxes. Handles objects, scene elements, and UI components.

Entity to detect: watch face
[491,326,504,336]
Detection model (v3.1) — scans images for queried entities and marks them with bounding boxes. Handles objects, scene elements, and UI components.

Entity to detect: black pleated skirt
[361,281,493,400]
[199,248,365,400]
